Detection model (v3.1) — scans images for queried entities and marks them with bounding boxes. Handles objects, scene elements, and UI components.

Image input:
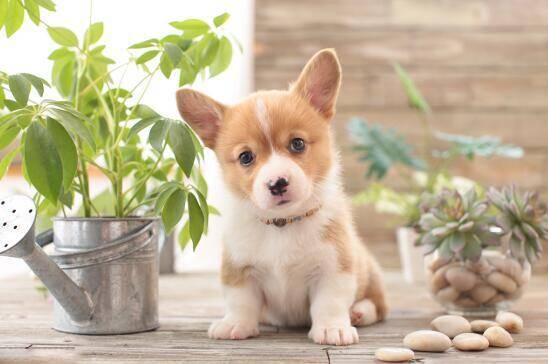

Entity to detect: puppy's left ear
[291,48,341,120]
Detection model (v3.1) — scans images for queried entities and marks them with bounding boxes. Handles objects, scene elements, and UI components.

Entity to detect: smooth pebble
[484,326,513,347]
[470,320,499,333]
[436,286,460,303]
[469,284,498,304]
[374,347,415,362]
[403,330,452,352]
[446,266,477,292]
[452,333,489,351]
[486,294,505,305]
[486,272,517,294]
[487,256,523,282]
[496,311,524,333]
[431,315,471,338]
[430,264,450,293]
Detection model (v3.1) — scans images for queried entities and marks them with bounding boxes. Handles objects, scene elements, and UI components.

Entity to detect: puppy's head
[176,49,341,214]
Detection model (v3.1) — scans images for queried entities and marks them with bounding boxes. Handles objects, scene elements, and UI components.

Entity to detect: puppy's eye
[289,138,306,153]
[238,151,254,166]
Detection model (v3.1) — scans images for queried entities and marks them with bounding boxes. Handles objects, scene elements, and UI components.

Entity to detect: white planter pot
[397,227,426,284]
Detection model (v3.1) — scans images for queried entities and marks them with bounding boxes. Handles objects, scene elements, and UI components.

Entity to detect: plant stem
[78,61,131,97]
[122,143,166,215]
[72,55,94,217]
[112,65,160,147]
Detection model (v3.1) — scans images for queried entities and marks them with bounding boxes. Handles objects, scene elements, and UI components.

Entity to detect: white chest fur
[223,206,339,327]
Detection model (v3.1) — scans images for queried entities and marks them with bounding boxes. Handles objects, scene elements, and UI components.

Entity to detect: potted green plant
[0,0,236,332]
[347,64,523,282]
[416,185,548,316]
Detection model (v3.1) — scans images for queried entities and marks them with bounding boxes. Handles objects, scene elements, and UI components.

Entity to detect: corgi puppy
[175,49,388,346]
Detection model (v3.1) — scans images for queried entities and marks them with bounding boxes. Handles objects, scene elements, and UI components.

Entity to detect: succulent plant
[487,185,548,263]
[416,188,500,262]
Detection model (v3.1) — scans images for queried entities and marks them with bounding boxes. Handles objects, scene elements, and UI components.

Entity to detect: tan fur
[321,213,354,273]
[221,249,250,287]
[321,201,388,320]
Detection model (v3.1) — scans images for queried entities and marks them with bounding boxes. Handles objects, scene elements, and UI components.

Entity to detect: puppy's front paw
[308,325,359,346]
[208,319,259,340]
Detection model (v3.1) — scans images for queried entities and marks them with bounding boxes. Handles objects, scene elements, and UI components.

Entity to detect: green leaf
[5,0,24,37]
[128,116,161,139]
[164,42,183,66]
[194,188,209,232]
[84,22,103,48]
[34,0,55,11]
[24,0,40,25]
[187,193,204,249]
[162,189,187,234]
[133,104,160,119]
[154,184,178,215]
[129,38,158,49]
[169,19,210,39]
[51,58,75,97]
[0,0,8,31]
[0,126,19,149]
[209,205,220,215]
[213,12,230,27]
[159,53,173,78]
[200,34,219,66]
[47,118,77,190]
[149,119,172,152]
[178,220,191,251]
[168,122,196,177]
[24,122,63,203]
[347,117,427,179]
[0,146,19,180]
[21,73,49,96]
[47,27,78,47]
[136,50,159,64]
[48,47,73,60]
[394,63,431,114]
[8,74,31,106]
[47,108,96,150]
[178,56,197,86]
[209,36,232,77]
[0,87,4,108]
[187,124,204,158]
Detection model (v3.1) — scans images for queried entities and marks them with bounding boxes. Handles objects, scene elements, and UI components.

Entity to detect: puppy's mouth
[276,199,291,206]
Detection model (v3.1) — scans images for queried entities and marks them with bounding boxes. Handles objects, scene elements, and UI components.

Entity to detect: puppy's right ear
[175,88,226,149]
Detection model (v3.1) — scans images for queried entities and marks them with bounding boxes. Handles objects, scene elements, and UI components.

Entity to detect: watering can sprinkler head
[0,195,38,258]
[0,195,94,323]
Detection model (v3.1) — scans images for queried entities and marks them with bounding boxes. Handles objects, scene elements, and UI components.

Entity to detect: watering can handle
[41,222,157,270]
[36,229,54,247]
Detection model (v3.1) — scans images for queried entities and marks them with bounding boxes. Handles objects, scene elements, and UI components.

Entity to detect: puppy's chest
[228,224,336,325]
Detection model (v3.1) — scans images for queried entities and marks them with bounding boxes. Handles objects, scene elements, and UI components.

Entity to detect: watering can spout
[0,196,93,323]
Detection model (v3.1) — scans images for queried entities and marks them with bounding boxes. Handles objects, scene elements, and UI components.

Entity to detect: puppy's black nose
[268,177,289,196]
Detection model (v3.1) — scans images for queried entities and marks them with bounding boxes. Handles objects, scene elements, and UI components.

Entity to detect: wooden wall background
[254,0,548,270]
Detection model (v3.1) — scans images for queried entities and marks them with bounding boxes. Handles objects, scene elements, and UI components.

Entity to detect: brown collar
[260,205,322,228]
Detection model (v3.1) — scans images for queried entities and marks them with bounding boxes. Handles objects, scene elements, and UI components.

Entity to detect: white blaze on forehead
[255,98,271,140]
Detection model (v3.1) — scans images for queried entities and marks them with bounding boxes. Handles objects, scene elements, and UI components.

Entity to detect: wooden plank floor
[1,271,547,363]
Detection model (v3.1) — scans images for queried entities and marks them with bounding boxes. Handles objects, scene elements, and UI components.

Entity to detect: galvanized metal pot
[51,217,162,335]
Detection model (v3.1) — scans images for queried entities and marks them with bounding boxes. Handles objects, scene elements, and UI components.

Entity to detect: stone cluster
[375,312,522,362]
[426,253,531,310]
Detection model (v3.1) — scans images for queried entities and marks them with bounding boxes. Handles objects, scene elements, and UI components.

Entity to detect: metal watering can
[0,195,162,335]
